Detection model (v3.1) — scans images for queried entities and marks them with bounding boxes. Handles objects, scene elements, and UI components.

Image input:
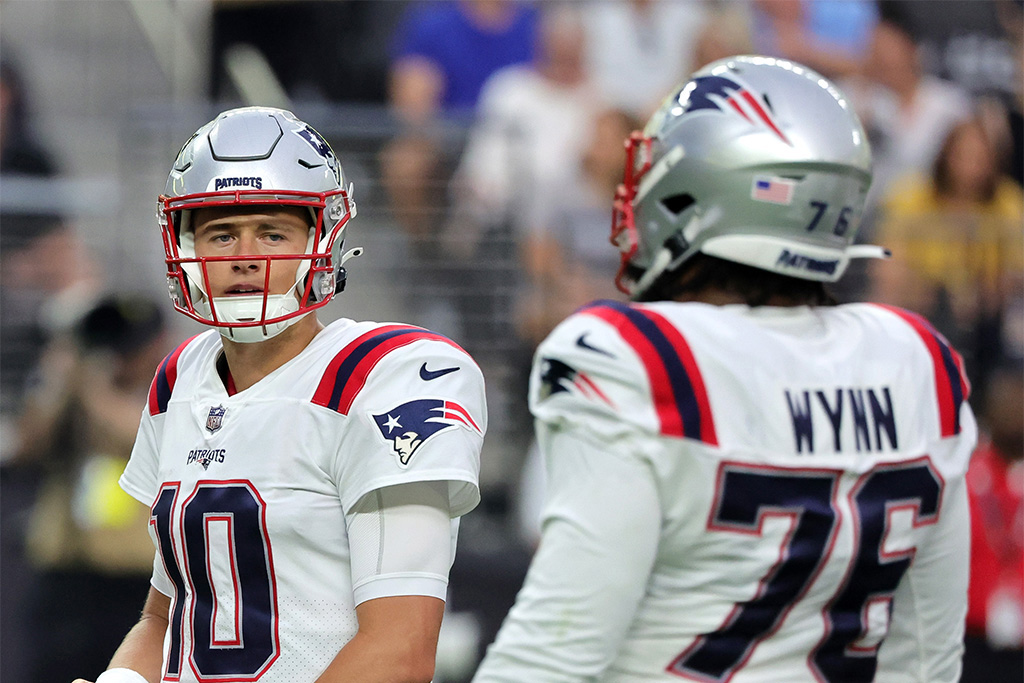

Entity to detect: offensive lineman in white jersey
[73,108,486,683]
[473,56,976,682]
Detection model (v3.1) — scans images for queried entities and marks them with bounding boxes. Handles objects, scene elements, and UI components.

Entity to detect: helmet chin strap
[631,248,674,300]
[197,293,310,343]
[630,209,714,300]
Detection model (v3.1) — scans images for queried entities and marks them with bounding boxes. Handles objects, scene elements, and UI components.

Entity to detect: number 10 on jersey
[151,480,281,681]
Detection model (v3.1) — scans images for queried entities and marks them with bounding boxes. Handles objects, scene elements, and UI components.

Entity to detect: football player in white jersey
[73,107,486,683]
[473,56,976,682]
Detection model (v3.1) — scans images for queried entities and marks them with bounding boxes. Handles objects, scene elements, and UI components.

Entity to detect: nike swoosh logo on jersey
[419,363,460,381]
[575,333,615,358]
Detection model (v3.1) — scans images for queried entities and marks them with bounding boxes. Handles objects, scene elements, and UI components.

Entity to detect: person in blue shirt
[389,0,538,123]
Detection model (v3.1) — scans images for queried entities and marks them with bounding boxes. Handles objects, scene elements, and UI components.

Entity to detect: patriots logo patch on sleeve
[537,357,614,407]
[372,399,482,468]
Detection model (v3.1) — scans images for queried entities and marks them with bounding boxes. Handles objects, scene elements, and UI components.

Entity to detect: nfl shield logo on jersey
[205,405,226,434]
[372,398,481,468]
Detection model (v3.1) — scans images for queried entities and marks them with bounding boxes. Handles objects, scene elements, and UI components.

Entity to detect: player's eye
[197,230,232,244]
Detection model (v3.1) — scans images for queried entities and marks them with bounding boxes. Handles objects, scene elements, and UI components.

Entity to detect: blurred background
[0,1,1021,681]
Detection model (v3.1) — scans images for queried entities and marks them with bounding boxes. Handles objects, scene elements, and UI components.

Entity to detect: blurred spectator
[991,0,1024,187]
[0,55,56,175]
[516,108,638,347]
[878,0,1019,103]
[1,54,57,407]
[438,5,599,462]
[389,0,538,125]
[0,53,97,426]
[0,51,80,683]
[842,20,974,207]
[752,0,878,79]
[514,108,639,549]
[452,5,599,250]
[874,0,1024,192]
[869,118,1024,395]
[691,5,755,71]
[12,295,170,683]
[380,0,539,261]
[581,0,708,119]
[1004,84,1023,188]
[390,4,592,340]
[0,214,101,422]
[962,362,1024,683]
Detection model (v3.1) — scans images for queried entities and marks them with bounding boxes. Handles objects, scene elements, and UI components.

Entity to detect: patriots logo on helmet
[297,124,342,183]
[537,357,614,407]
[678,75,791,145]
[372,398,481,468]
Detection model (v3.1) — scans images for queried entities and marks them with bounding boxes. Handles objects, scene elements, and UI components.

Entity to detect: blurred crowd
[1,1,1021,682]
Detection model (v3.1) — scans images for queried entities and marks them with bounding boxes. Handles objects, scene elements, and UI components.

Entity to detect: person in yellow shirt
[12,295,171,683]
[870,117,1024,394]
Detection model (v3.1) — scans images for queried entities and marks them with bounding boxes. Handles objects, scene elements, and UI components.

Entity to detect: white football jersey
[475,300,975,683]
[120,318,486,682]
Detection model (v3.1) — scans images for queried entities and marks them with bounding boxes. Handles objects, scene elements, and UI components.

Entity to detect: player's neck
[673,288,749,306]
[673,287,811,307]
[219,314,324,392]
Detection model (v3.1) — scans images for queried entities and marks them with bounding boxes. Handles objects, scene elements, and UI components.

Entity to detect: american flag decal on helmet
[679,74,791,145]
[751,176,796,205]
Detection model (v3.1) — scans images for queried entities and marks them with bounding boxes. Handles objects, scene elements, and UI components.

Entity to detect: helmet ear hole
[171,210,189,245]
[660,193,696,216]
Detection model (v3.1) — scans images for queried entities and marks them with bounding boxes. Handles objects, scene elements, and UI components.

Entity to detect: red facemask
[609,131,654,295]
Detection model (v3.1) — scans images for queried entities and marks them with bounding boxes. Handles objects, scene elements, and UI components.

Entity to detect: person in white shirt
[73,107,486,683]
[473,56,976,683]
[844,20,974,209]
[581,0,709,118]
[452,5,601,244]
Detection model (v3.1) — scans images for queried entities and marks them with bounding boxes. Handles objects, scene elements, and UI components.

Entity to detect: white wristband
[95,668,149,683]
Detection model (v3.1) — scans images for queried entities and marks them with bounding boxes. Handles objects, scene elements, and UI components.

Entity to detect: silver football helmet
[611,55,887,299]
[159,106,360,342]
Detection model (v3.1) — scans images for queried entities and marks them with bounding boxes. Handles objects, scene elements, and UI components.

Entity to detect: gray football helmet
[611,55,887,299]
[159,106,360,342]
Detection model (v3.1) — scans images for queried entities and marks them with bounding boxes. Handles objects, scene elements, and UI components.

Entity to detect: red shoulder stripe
[312,326,469,415]
[645,309,718,445]
[148,335,201,415]
[581,301,717,445]
[872,304,969,437]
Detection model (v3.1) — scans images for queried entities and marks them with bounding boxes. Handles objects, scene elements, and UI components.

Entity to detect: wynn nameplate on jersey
[784,386,897,454]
